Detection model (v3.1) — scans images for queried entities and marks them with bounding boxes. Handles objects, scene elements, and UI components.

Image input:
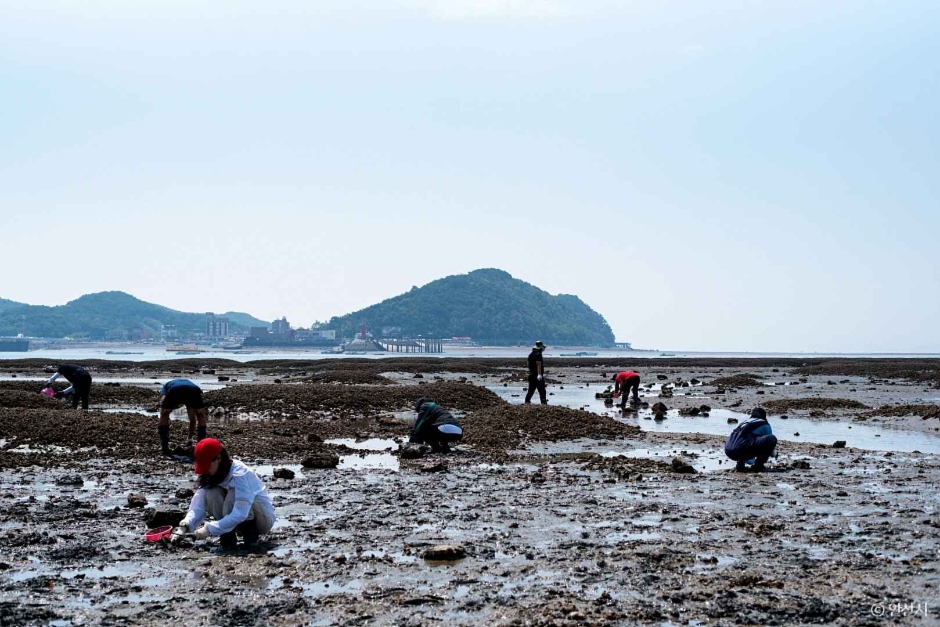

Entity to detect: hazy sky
[2,1,938,352]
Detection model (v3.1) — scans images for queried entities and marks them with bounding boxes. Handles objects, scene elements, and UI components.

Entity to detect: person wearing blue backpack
[725,407,777,472]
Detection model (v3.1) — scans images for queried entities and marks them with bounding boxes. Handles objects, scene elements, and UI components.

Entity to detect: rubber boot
[158,425,171,455]
[238,521,260,547]
[220,531,238,549]
[735,461,747,472]
[197,425,207,442]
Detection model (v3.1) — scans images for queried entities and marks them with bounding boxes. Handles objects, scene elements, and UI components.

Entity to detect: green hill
[0,291,268,339]
[0,298,25,313]
[327,269,615,346]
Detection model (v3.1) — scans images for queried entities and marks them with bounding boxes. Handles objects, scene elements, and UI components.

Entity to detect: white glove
[170,525,188,544]
[537,375,543,382]
[192,525,210,541]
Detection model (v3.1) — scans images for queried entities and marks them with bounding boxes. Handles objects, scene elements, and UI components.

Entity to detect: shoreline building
[205,313,229,338]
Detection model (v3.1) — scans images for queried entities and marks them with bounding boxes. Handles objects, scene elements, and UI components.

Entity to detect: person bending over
[613,371,641,408]
[158,378,208,455]
[172,438,275,549]
[412,397,463,453]
[725,407,778,472]
[46,364,92,410]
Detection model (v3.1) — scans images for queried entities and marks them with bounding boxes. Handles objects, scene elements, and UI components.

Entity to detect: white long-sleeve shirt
[180,459,275,536]
[45,372,74,394]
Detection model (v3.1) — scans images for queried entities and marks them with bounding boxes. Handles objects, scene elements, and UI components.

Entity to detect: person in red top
[613,371,641,408]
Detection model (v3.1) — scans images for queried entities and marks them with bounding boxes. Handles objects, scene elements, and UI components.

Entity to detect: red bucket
[145,525,173,542]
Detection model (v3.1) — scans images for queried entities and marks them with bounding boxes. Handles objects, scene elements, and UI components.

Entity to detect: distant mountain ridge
[0,291,268,339]
[0,298,25,313]
[327,268,615,346]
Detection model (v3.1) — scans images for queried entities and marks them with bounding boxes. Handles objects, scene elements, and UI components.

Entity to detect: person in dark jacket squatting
[45,364,93,410]
[524,340,548,405]
[412,397,463,453]
[725,408,778,472]
[171,438,276,549]
[158,378,208,455]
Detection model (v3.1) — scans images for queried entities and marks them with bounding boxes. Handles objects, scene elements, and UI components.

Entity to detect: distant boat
[106,351,144,355]
[166,345,205,353]
[660,353,676,357]
[560,351,598,357]
[233,350,257,355]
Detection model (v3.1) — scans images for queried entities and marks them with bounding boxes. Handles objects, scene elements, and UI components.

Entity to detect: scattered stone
[832,441,847,449]
[399,444,426,459]
[306,433,323,443]
[301,452,339,469]
[175,488,194,500]
[273,468,296,480]
[421,461,447,473]
[727,417,738,424]
[332,553,347,564]
[678,407,700,417]
[127,493,148,508]
[657,375,668,380]
[55,475,84,486]
[144,508,186,528]
[671,457,696,474]
[217,376,230,382]
[423,545,466,561]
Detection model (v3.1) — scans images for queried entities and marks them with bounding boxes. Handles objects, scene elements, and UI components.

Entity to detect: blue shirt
[159,378,200,396]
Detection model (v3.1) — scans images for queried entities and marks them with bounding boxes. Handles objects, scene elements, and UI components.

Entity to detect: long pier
[375,338,443,353]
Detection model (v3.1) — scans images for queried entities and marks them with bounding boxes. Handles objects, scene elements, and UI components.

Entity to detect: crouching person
[725,408,777,472]
[173,438,275,549]
[412,397,463,453]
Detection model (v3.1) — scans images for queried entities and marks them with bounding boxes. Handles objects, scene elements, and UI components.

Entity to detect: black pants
[725,435,778,466]
[69,374,92,410]
[412,425,463,447]
[618,376,640,408]
[525,375,547,404]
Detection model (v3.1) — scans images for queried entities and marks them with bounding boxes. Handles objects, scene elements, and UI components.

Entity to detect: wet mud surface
[1,358,938,625]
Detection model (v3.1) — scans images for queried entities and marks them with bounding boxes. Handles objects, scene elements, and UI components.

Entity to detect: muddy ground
[0,358,938,626]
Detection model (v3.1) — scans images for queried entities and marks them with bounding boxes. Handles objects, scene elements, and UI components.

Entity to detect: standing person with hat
[158,378,208,455]
[524,341,548,405]
[171,438,276,549]
[612,370,641,409]
[724,408,778,472]
[45,364,92,410]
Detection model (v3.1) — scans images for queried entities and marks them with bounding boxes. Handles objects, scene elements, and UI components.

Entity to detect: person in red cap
[613,371,641,409]
[171,438,276,549]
